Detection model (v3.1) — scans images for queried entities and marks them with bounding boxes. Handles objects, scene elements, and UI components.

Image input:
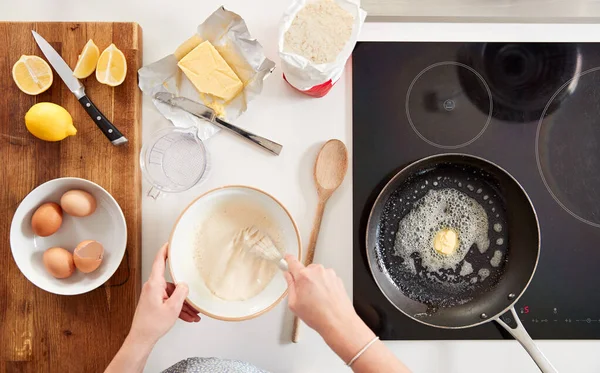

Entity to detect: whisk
[241,226,288,271]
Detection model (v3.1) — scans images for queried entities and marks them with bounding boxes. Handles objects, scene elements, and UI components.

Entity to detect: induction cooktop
[352,42,600,340]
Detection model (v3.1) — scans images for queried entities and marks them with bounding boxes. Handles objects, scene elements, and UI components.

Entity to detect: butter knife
[32,31,127,146]
[154,93,282,156]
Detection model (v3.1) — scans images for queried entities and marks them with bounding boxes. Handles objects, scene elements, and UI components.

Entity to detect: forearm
[322,315,411,373]
[105,334,155,373]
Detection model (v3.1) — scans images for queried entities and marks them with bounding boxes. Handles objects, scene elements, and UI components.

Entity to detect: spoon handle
[304,200,326,265]
[291,316,302,343]
[292,199,327,343]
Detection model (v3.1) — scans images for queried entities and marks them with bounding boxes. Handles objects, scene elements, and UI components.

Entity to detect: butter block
[174,34,203,61]
[178,41,243,102]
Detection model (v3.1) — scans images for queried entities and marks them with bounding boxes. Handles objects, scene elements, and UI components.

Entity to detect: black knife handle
[78,95,128,145]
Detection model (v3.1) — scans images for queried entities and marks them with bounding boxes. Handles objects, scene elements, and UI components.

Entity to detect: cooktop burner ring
[536,66,600,228]
[458,43,582,123]
[405,61,493,149]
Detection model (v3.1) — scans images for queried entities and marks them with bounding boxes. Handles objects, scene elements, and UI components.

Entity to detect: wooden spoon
[292,139,348,343]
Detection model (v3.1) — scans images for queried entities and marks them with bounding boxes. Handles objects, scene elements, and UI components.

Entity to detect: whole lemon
[25,102,77,142]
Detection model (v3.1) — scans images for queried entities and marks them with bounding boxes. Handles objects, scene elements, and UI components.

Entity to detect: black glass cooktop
[352,42,600,340]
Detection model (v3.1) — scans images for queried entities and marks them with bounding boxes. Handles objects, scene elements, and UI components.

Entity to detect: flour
[193,197,284,301]
[283,0,354,64]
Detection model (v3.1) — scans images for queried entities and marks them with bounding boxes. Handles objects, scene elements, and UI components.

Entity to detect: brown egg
[60,190,97,217]
[43,247,75,279]
[73,240,104,273]
[31,202,63,237]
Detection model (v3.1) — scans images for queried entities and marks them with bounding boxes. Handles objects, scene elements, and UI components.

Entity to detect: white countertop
[3,1,600,372]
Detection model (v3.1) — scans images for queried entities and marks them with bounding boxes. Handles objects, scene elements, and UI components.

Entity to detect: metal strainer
[140,126,208,198]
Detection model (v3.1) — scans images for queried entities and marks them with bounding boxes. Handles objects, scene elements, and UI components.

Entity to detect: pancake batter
[193,197,284,301]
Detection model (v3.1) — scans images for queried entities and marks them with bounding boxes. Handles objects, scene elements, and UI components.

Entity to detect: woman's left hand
[128,243,201,346]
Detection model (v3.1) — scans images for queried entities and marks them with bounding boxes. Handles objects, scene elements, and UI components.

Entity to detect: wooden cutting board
[0,22,142,372]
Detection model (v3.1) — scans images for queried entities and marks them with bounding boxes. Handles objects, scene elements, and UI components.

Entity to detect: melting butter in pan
[433,228,459,256]
[394,188,490,274]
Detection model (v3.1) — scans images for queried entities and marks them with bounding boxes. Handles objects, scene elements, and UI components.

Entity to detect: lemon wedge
[12,55,53,95]
[96,44,127,87]
[73,39,100,79]
[25,103,76,142]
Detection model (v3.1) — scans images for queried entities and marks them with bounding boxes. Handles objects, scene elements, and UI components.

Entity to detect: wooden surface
[0,22,142,372]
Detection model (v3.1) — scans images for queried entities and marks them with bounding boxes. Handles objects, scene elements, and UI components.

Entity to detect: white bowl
[10,177,127,295]
[169,185,301,321]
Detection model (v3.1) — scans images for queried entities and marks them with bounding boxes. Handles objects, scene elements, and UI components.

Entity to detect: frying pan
[366,154,557,373]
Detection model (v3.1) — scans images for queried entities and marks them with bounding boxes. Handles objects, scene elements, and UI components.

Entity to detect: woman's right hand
[284,255,412,373]
[284,255,368,341]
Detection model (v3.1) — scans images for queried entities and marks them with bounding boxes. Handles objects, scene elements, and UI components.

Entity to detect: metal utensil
[154,92,282,155]
[241,226,288,271]
[32,31,127,146]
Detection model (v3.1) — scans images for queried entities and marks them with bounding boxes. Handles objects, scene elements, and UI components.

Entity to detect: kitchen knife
[154,92,282,156]
[32,31,127,146]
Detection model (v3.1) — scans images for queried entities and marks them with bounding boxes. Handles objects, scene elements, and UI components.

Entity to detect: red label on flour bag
[283,74,334,98]
[278,0,366,98]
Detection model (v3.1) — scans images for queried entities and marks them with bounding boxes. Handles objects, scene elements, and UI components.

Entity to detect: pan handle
[495,307,558,373]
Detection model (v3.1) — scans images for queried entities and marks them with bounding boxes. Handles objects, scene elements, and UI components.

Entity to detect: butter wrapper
[138,7,276,140]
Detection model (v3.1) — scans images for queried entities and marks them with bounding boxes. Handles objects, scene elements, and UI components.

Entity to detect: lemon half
[12,55,53,95]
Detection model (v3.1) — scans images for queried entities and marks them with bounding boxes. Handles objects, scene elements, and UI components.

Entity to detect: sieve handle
[496,307,558,373]
[214,117,282,156]
[147,187,161,200]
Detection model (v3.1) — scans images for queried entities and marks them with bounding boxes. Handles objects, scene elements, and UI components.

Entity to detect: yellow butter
[177,41,243,102]
[433,228,459,256]
[174,34,203,61]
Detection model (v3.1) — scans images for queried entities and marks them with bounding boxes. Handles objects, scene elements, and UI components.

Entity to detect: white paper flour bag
[279,0,366,97]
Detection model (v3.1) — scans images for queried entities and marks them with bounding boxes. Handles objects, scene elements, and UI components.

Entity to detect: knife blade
[155,92,217,122]
[154,92,282,156]
[32,31,127,146]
